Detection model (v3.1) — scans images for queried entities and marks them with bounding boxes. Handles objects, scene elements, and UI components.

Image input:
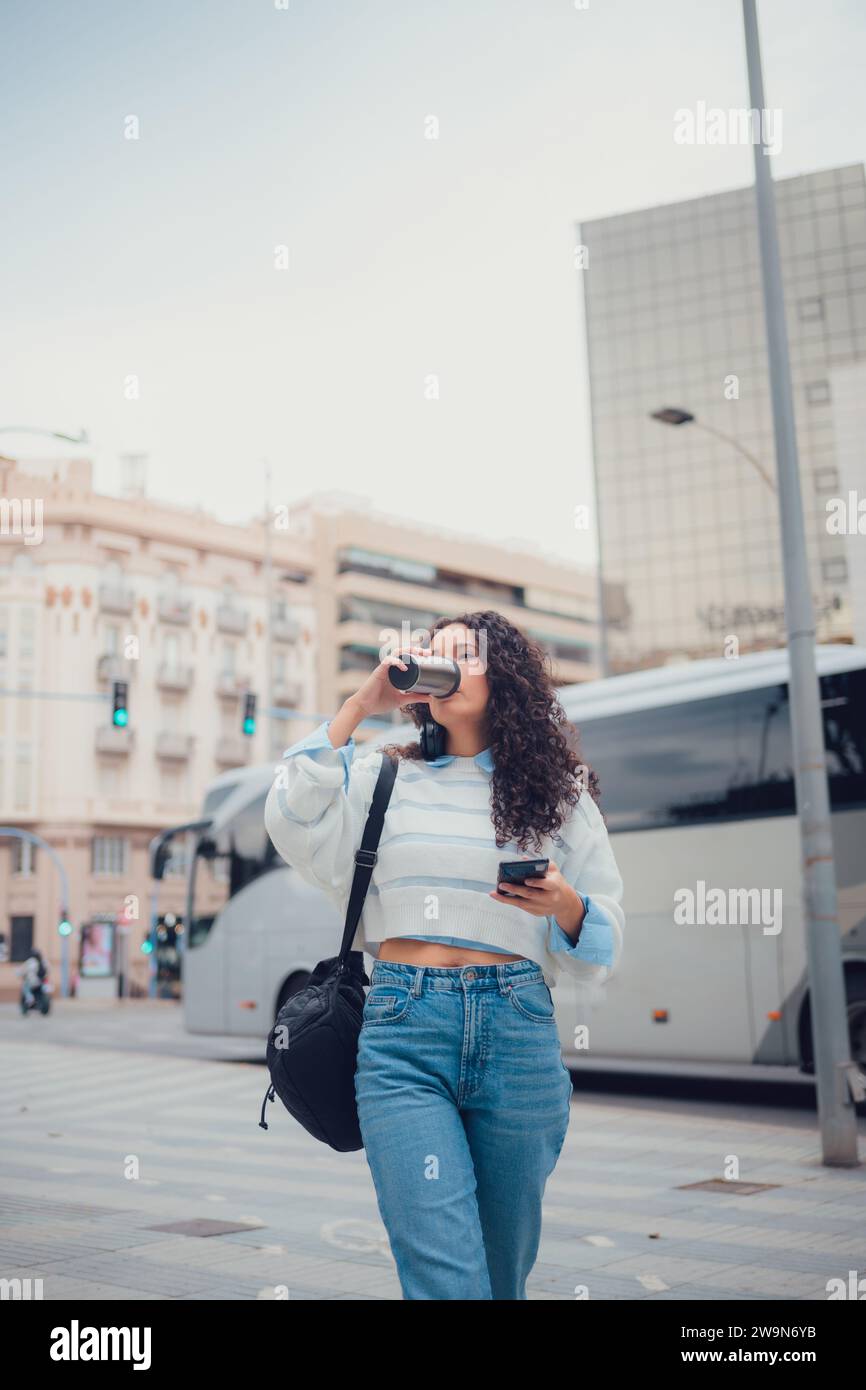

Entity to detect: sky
[2,0,865,568]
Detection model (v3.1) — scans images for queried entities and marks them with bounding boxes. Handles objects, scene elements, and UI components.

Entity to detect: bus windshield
[187,790,279,947]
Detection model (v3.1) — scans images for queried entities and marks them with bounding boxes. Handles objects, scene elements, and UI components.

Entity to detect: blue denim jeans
[354,957,574,1300]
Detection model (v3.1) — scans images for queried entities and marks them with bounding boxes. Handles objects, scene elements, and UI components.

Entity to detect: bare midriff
[376,938,527,967]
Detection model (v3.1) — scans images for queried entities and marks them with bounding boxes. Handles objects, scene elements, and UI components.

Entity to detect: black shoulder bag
[257,751,398,1152]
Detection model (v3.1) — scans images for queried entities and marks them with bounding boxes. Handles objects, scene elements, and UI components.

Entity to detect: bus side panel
[183,925,228,1034]
[770,806,866,1065]
[572,824,752,1063]
[739,816,800,1065]
[262,873,345,1026]
[572,820,808,1064]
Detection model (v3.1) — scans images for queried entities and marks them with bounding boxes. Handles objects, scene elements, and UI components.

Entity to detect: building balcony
[157,662,194,692]
[216,604,249,636]
[273,679,303,708]
[157,595,192,625]
[272,614,301,643]
[96,653,131,683]
[95,726,134,755]
[215,671,250,699]
[156,731,195,761]
[98,584,135,615]
[215,735,249,767]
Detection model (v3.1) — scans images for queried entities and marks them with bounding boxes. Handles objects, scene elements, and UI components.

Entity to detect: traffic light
[242,691,257,736]
[58,914,72,937]
[112,680,129,728]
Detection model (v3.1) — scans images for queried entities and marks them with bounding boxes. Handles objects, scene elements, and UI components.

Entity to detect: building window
[98,761,122,796]
[18,607,36,660]
[805,380,831,405]
[159,764,188,803]
[10,915,34,961]
[16,677,32,735]
[797,296,824,322]
[14,745,32,810]
[220,642,237,675]
[12,839,37,876]
[822,558,848,584]
[92,836,128,876]
[813,467,839,492]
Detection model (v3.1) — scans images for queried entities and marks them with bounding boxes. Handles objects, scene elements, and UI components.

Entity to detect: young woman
[264,609,624,1300]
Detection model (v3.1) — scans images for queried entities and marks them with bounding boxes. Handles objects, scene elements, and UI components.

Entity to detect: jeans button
[464,968,476,981]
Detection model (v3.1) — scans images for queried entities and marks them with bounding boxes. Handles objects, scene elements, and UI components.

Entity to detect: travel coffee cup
[387,654,461,697]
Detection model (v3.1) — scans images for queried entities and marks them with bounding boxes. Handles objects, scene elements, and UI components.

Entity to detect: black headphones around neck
[419,715,448,761]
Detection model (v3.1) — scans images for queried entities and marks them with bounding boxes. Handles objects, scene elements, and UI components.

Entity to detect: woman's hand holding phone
[489,858,586,937]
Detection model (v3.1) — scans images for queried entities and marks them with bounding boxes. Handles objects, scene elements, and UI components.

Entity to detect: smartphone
[497,858,549,895]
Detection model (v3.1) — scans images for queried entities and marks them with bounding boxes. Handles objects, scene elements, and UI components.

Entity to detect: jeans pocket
[362,982,413,1025]
[506,980,558,1024]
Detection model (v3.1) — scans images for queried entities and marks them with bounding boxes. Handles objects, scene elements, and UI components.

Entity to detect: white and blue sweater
[264,721,625,991]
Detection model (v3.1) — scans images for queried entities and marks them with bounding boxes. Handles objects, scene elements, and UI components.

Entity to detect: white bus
[160,646,866,1082]
[558,643,866,1079]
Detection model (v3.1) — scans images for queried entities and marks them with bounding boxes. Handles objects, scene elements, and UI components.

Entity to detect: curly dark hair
[380,610,601,853]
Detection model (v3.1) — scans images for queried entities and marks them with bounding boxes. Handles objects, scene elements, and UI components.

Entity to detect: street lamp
[650,407,777,492]
[0,426,89,445]
[740,0,858,1166]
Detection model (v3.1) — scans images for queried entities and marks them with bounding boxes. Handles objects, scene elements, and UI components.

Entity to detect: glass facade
[580,164,866,673]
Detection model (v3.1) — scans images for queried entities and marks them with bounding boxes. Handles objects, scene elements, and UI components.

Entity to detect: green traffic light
[243,717,255,735]
[140,939,153,955]
[58,919,72,937]
[113,708,128,727]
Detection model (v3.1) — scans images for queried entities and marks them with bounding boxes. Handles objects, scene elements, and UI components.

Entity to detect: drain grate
[677,1179,780,1195]
[146,1218,265,1237]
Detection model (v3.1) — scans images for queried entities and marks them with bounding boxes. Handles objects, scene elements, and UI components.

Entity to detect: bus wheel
[846,988,866,1071]
[274,971,311,1022]
[801,976,866,1115]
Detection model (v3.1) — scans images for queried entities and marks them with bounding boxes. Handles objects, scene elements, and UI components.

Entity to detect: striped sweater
[264,720,625,991]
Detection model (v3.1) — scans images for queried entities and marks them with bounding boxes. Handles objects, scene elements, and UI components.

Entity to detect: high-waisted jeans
[353,957,574,1300]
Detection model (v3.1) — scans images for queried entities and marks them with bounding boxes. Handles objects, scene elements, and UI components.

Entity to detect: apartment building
[285,491,614,725]
[0,454,315,999]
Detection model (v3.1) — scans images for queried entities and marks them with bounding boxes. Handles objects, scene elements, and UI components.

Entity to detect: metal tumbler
[387,654,461,697]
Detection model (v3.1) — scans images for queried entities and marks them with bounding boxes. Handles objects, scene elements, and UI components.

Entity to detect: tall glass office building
[579,164,866,674]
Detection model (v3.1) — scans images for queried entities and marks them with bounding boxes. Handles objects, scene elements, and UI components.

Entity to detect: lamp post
[0,426,88,445]
[650,408,777,493]
[741,0,859,1164]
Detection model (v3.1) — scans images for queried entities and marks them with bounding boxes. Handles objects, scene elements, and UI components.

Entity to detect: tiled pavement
[1,1036,864,1300]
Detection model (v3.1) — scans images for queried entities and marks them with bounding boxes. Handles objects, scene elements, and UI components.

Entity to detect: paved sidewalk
[1,1036,864,1300]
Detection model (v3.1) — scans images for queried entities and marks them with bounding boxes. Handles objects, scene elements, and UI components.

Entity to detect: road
[1,1000,864,1300]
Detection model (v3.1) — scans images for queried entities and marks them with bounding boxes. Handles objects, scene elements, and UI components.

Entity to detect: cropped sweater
[264,720,625,992]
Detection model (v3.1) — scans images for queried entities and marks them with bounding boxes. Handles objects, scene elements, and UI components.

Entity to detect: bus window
[577,694,739,832]
[577,669,866,833]
[821,668,866,811]
[188,792,279,946]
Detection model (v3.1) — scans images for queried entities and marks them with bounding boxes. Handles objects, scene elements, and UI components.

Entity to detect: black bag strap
[337,751,398,965]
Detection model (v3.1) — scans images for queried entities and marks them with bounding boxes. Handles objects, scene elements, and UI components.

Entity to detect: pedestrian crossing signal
[112,680,129,728]
[242,691,257,736]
